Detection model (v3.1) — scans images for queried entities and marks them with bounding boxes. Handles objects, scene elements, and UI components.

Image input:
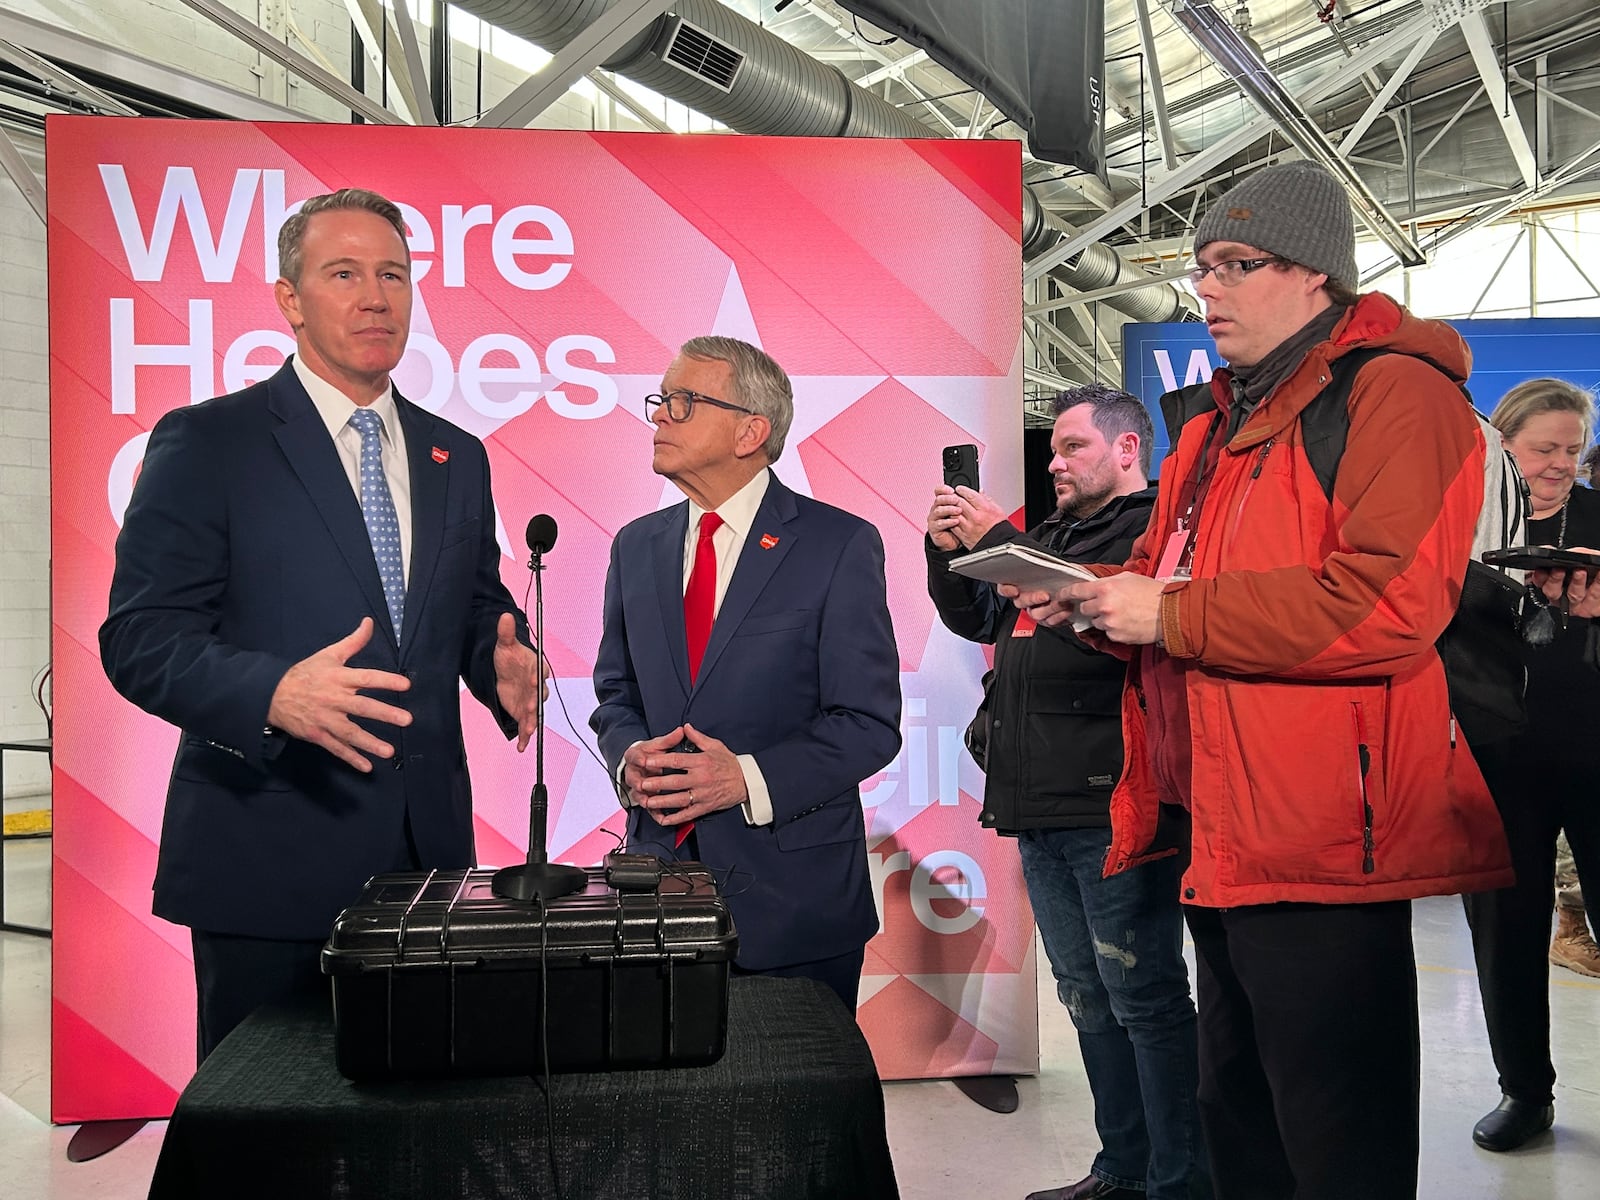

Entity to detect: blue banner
[1122,317,1600,470]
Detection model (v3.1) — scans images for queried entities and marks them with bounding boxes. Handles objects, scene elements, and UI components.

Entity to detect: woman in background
[1465,377,1600,1152]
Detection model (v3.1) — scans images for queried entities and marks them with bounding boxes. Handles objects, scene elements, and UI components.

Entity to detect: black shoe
[1025,1176,1143,1200]
[1472,1095,1555,1151]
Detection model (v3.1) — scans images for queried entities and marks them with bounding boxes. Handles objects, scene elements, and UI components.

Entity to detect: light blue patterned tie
[348,408,405,642]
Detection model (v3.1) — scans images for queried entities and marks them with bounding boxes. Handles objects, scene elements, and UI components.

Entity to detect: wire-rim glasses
[644,389,755,422]
[1187,256,1283,287]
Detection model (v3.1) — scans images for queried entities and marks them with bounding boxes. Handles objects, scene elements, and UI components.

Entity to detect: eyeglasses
[644,389,755,422]
[1186,256,1283,287]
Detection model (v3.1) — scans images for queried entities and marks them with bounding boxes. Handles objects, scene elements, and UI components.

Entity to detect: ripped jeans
[1018,827,1209,1200]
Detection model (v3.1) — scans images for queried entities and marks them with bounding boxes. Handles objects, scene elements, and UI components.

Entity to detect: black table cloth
[148,975,900,1199]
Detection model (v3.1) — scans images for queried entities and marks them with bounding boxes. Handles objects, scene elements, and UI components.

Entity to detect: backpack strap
[1299,348,1394,502]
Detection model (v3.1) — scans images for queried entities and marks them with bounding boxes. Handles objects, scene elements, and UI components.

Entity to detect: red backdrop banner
[45,116,1032,1121]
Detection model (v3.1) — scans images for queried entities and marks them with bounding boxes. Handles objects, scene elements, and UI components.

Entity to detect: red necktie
[684,511,723,683]
[678,512,723,849]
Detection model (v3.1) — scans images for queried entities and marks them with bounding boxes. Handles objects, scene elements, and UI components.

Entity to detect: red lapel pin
[759,533,779,550]
[431,446,449,464]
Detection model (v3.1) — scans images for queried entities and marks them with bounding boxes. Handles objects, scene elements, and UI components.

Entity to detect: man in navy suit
[591,336,902,1014]
[101,188,546,1061]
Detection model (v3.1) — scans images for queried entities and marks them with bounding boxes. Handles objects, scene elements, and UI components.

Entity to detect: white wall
[0,138,49,798]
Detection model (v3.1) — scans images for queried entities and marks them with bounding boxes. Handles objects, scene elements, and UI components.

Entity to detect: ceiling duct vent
[661,18,744,93]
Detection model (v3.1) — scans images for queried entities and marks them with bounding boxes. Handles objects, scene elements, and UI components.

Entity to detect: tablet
[1481,545,1600,572]
[947,544,1098,631]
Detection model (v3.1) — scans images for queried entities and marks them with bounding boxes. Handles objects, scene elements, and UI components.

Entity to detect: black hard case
[321,864,738,1081]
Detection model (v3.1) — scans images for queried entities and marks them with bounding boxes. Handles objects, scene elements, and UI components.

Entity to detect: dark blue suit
[591,471,902,971]
[102,362,523,941]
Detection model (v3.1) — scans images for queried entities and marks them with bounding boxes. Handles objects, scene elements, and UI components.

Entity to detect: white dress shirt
[293,354,413,585]
[622,470,776,827]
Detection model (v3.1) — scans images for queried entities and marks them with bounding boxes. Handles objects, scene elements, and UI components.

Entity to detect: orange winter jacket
[1102,294,1514,906]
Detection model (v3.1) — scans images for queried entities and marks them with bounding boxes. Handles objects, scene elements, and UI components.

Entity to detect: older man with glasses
[1009,160,1511,1199]
[591,335,901,1015]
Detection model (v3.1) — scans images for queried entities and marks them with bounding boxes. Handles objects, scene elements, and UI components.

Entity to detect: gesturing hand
[493,612,549,752]
[266,617,412,772]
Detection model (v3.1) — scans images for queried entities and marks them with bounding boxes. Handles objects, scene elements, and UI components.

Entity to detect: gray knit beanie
[1193,160,1358,289]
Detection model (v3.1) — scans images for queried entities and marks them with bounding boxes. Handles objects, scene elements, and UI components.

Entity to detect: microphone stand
[492,540,586,903]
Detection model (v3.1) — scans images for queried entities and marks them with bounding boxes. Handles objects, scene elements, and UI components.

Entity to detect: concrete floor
[3,828,1599,1199]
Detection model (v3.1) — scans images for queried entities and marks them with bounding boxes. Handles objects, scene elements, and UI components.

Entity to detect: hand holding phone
[943,443,980,492]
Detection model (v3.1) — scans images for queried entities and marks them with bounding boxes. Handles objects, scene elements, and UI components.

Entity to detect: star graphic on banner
[610,265,888,507]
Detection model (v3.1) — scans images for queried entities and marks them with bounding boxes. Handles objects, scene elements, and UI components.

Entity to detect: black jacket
[927,487,1157,834]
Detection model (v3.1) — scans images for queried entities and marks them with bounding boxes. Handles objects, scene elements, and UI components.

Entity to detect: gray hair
[277,188,409,285]
[1051,383,1155,477]
[679,336,794,462]
[1490,377,1597,447]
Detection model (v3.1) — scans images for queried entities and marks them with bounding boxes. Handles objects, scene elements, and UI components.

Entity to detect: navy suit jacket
[101,362,525,939]
[591,471,902,970]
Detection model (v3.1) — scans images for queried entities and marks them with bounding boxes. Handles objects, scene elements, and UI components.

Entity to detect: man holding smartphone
[927,386,1206,1200]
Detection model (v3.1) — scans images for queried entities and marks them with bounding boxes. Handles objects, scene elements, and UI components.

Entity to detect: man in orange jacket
[1010,160,1512,1200]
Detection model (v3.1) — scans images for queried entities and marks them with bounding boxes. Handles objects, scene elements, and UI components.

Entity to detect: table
[0,737,51,937]
[148,975,900,1199]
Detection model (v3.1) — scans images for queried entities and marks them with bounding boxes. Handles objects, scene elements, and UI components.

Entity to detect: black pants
[1463,742,1600,1105]
[191,929,328,1064]
[1185,901,1420,1200]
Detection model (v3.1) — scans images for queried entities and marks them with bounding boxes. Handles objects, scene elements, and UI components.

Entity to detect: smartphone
[943,443,980,491]
[1482,545,1600,572]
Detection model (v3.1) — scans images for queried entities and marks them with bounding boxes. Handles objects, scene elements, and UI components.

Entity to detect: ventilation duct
[453,0,1196,327]
[660,18,743,93]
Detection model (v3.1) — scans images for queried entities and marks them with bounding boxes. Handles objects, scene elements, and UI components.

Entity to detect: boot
[1549,904,1600,979]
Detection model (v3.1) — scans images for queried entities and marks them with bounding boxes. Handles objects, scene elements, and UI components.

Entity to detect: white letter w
[99,164,260,283]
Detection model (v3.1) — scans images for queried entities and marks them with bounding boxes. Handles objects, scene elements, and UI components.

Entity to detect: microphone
[492,513,585,904]
[525,514,558,559]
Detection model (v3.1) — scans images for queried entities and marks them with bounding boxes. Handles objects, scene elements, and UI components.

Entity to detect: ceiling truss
[1,0,1598,388]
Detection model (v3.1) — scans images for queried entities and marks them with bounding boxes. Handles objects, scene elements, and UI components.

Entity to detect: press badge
[1011,610,1037,638]
[1155,529,1193,581]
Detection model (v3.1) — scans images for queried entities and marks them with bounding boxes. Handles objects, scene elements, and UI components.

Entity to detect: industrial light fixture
[1165,0,1426,267]
[1231,0,1267,60]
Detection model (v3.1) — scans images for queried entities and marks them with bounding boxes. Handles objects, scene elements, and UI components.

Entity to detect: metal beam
[0,8,305,122]
[1417,84,1485,162]
[1026,313,1102,377]
[1466,223,1526,317]
[0,125,45,224]
[175,0,402,124]
[1336,30,1435,159]
[1131,0,1179,171]
[0,38,139,115]
[342,0,426,125]
[855,49,927,89]
[1460,9,1538,189]
[1024,365,1078,393]
[1532,214,1600,301]
[1024,16,1433,283]
[387,0,438,125]
[1364,132,1600,286]
[1165,0,1425,268]
[1509,68,1600,128]
[477,0,674,129]
[1026,267,1195,316]
[588,71,672,133]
